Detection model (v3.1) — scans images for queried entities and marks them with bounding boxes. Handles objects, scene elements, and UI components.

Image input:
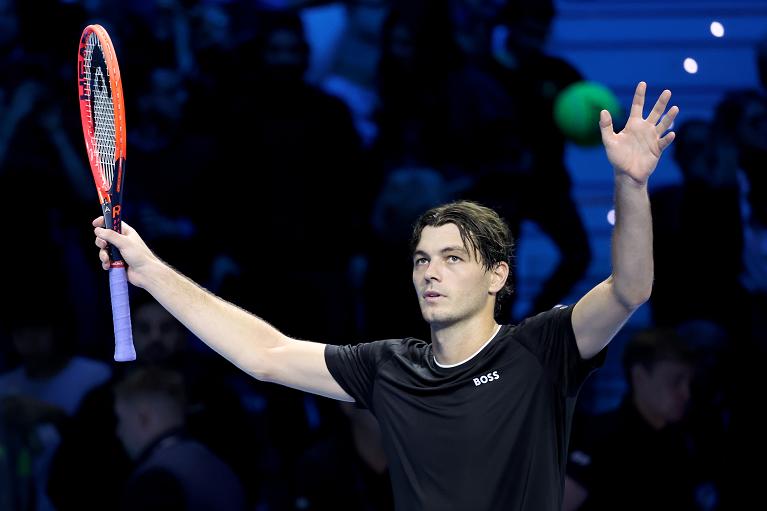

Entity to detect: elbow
[610,276,652,310]
[628,292,651,310]
[248,362,271,383]
[238,346,276,383]
[238,352,271,382]
[241,335,291,383]
[621,289,652,310]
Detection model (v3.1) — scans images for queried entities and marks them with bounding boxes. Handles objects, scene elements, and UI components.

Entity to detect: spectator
[0,300,111,511]
[48,296,262,510]
[564,328,703,511]
[466,0,592,320]
[649,118,743,332]
[114,367,246,511]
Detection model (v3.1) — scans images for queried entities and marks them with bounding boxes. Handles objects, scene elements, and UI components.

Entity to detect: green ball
[554,81,623,146]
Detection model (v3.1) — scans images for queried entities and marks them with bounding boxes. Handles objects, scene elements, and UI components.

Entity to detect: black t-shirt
[325,305,605,511]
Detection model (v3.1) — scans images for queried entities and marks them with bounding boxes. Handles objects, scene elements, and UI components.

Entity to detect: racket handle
[109,266,136,361]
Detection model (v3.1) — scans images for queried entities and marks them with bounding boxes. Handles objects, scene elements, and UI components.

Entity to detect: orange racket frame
[78,24,135,361]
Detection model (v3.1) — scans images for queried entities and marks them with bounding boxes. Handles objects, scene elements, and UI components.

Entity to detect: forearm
[140,258,286,378]
[611,173,653,307]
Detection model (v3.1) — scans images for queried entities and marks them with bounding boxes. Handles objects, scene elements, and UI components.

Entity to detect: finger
[629,81,647,119]
[120,220,134,236]
[658,131,676,152]
[656,105,679,135]
[99,248,111,270]
[94,226,126,250]
[92,216,105,228]
[647,89,672,125]
[94,237,108,249]
[599,109,614,144]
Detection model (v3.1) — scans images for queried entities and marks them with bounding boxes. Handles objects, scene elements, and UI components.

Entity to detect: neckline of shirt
[433,324,503,368]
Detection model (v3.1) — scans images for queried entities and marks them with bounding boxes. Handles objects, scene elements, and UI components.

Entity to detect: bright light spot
[683,58,698,74]
[710,21,725,38]
[607,209,615,226]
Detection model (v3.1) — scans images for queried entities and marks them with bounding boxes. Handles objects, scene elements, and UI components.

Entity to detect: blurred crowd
[0,0,765,510]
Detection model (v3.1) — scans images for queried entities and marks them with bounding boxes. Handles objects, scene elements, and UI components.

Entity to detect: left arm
[573,82,678,359]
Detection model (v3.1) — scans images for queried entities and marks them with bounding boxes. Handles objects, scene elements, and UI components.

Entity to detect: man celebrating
[93,82,678,510]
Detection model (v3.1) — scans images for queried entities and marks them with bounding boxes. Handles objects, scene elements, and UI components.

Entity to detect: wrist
[138,254,167,291]
[614,171,648,189]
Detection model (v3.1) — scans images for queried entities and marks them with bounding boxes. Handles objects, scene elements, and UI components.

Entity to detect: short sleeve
[514,305,607,396]
[324,340,395,411]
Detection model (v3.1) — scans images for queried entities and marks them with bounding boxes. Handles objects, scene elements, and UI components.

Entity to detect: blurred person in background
[114,367,246,511]
[564,328,703,511]
[0,298,111,511]
[461,0,592,320]
[649,118,743,332]
[48,296,262,510]
[709,84,767,510]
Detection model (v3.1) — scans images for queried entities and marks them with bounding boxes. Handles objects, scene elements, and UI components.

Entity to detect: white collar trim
[433,324,502,368]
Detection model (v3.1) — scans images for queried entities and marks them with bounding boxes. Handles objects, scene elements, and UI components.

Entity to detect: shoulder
[372,337,433,369]
[326,337,433,378]
[57,357,113,409]
[394,336,430,355]
[334,336,424,353]
[66,356,112,382]
[512,304,573,336]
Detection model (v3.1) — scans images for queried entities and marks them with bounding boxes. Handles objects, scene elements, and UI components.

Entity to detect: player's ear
[489,262,509,294]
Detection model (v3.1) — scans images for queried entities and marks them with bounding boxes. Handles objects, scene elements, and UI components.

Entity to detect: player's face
[412,224,496,326]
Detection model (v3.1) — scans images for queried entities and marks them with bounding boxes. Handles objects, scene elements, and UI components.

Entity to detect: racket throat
[101,199,119,228]
[100,199,125,264]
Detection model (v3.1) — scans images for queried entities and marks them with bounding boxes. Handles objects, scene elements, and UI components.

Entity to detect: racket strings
[83,34,117,189]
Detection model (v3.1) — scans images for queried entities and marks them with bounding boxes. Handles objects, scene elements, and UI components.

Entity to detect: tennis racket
[77,24,135,362]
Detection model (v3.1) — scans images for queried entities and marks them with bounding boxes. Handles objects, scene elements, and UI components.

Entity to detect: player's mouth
[423,291,444,302]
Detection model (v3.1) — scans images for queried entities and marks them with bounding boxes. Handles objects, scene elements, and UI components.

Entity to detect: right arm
[93,217,353,402]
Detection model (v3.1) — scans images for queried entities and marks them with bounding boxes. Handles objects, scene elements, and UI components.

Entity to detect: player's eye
[447,255,462,263]
[414,257,428,266]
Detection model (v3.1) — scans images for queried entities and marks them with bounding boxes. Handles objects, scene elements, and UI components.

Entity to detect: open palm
[600,82,679,185]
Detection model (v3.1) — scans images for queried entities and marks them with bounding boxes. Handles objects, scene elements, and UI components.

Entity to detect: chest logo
[473,371,500,386]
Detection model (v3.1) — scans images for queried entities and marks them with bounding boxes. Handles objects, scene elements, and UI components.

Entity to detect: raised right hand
[93,216,158,289]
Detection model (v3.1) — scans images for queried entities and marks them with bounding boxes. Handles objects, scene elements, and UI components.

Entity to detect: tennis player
[93,82,677,510]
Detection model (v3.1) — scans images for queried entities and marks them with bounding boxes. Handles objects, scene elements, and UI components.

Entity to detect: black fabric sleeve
[324,340,395,411]
[514,305,607,396]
